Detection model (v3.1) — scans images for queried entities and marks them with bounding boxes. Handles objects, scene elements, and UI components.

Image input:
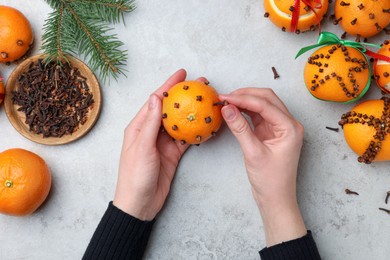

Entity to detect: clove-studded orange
[334,0,390,38]
[0,5,33,63]
[373,40,390,93]
[304,44,370,102]
[263,0,329,33]
[162,81,223,145]
[0,148,51,216]
[0,77,4,106]
[339,97,390,163]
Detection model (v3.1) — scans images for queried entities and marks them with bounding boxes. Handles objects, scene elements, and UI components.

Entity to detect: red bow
[291,0,322,33]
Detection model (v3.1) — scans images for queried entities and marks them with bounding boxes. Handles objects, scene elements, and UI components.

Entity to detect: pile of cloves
[12,59,94,138]
[339,97,390,164]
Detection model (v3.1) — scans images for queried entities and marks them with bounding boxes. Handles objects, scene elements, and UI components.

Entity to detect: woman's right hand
[219,88,307,246]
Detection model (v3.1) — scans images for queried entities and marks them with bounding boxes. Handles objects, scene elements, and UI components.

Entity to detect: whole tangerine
[339,98,390,163]
[162,81,223,145]
[304,44,370,102]
[0,5,33,63]
[373,40,390,93]
[334,0,390,38]
[264,0,329,33]
[0,148,51,216]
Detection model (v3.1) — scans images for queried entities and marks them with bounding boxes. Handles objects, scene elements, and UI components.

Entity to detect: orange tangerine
[304,44,370,102]
[339,98,390,163]
[0,5,33,63]
[334,0,390,38]
[264,0,329,33]
[373,40,390,93]
[162,81,223,145]
[0,148,51,216]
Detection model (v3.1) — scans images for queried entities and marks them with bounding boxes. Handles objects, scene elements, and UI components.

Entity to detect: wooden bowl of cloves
[4,54,102,145]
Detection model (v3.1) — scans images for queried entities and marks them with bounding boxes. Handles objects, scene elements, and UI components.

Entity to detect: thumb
[139,94,163,147]
[222,105,262,154]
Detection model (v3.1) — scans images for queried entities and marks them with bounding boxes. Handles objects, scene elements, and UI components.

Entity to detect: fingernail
[222,106,236,121]
[149,95,157,109]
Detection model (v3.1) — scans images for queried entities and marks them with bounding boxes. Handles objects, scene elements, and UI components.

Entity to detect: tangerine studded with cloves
[0,5,34,63]
[263,0,329,33]
[334,0,390,38]
[339,97,390,163]
[373,40,390,93]
[304,44,370,102]
[162,81,223,145]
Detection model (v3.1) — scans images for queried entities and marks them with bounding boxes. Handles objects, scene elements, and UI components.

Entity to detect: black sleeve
[83,202,155,260]
[259,231,321,260]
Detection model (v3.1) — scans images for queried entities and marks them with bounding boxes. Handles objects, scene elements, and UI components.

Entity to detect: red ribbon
[290,0,322,33]
[364,49,390,63]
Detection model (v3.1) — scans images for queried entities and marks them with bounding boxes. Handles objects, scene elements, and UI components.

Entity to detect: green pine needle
[42,0,135,82]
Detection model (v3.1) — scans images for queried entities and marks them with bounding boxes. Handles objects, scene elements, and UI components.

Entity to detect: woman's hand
[113,69,206,221]
[220,88,307,246]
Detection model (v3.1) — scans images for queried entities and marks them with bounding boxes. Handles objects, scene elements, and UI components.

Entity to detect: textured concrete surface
[1,0,390,259]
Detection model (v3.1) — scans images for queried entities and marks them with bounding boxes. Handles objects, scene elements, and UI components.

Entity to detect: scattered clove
[345,189,359,195]
[379,208,390,215]
[326,126,339,132]
[272,66,280,79]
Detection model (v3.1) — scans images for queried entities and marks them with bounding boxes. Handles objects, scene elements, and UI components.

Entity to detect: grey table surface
[1,0,389,259]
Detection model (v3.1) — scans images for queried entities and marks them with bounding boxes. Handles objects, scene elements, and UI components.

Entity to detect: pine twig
[42,0,135,82]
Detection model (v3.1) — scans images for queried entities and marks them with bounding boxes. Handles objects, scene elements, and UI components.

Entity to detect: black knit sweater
[83,203,321,260]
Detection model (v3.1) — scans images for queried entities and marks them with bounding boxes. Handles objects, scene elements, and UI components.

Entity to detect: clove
[213,100,229,106]
[272,66,280,79]
[345,189,359,195]
[326,126,339,132]
[386,191,390,204]
[379,208,390,214]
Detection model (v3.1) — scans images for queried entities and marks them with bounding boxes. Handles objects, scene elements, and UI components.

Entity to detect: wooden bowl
[4,54,102,145]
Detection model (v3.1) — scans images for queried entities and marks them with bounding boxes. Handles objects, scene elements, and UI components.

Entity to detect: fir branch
[42,0,134,82]
[41,3,71,63]
[71,0,135,23]
[65,4,126,80]
[44,0,61,9]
